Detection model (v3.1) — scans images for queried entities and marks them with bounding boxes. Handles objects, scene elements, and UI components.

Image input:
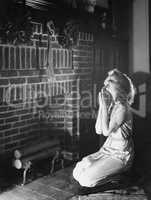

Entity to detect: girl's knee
[72,165,78,180]
[72,162,82,180]
[78,173,96,187]
[73,165,93,187]
[72,160,94,186]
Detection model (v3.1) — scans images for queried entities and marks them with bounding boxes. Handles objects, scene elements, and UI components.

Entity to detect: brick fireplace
[0,21,94,155]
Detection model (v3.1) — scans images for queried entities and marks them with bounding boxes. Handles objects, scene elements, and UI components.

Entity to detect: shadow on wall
[79,118,102,158]
[131,71,151,197]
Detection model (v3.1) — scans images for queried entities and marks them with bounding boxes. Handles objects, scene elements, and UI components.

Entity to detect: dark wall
[131,72,151,195]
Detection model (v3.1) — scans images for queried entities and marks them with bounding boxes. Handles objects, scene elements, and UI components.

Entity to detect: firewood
[14,139,59,159]
[13,146,59,169]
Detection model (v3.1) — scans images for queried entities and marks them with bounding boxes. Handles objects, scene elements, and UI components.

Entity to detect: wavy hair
[107,69,136,105]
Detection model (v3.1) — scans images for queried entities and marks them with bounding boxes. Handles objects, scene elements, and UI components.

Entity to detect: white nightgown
[73,102,134,187]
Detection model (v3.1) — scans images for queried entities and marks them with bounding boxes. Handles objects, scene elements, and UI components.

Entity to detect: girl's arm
[101,92,126,137]
[95,92,103,134]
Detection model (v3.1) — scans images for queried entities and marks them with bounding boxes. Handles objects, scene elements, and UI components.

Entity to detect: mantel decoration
[0,15,33,45]
[56,20,79,48]
[46,19,79,49]
[0,0,33,45]
[0,0,116,45]
[83,0,97,13]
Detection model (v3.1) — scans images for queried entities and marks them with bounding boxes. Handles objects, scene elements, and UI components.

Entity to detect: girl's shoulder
[114,101,126,112]
[114,101,132,120]
[111,101,129,118]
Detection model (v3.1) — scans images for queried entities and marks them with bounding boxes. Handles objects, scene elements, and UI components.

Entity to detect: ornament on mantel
[83,0,97,13]
[100,12,107,29]
[47,19,79,49]
[47,20,56,38]
[58,20,79,48]
[0,12,33,45]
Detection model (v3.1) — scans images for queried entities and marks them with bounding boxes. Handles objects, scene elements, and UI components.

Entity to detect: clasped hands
[98,87,109,107]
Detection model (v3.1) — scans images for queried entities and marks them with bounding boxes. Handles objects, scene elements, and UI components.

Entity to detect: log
[62,150,79,161]
[13,146,59,169]
[14,138,59,159]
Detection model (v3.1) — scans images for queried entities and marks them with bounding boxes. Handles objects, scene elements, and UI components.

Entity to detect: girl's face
[104,75,119,98]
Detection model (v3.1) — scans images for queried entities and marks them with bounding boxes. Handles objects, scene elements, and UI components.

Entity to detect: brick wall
[0,22,94,154]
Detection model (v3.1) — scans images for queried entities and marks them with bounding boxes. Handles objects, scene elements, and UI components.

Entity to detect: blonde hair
[107,69,136,105]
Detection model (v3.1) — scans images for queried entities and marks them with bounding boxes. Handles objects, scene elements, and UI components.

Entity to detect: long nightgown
[73,101,134,187]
